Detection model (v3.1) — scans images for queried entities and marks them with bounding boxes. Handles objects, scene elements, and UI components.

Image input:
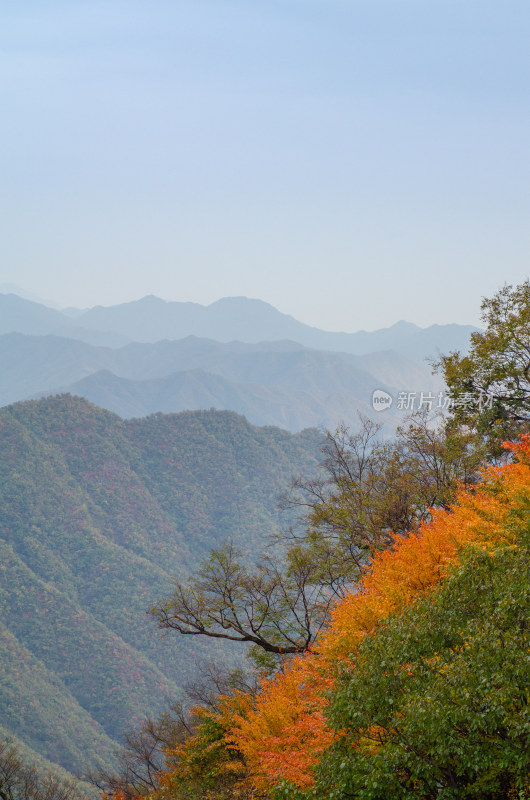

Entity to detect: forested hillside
[96,281,530,800]
[2,282,528,800]
[0,395,322,778]
[116,433,530,800]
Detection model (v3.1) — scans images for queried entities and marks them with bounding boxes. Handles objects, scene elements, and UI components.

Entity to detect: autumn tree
[156,691,256,800]
[226,436,530,798]
[310,521,530,800]
[154,413,483,669]
[88,663,261,800]
[280,413,482,588]
[129,269,530,796]
[436,279,530,449]
[87,705,188,800]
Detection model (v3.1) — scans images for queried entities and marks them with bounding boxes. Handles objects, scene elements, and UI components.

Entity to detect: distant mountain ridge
[1,333,441,430]
[0,292,477,361]
[75,295,477,360]
[0,293,130,347]
[0,291,471,429]
[46,368,381,431]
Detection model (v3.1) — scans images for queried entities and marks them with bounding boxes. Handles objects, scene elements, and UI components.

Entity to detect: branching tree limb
[153,543,335,654]
[154,413,485,661]
[0,741,81,800]
[86,704,189,799]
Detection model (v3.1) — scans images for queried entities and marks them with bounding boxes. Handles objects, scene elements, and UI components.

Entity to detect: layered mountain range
[0,291,477,786]
[0,293,475,429]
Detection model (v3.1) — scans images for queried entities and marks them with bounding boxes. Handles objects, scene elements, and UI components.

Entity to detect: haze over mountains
[0,292,475,430]
[72,295,475,360]
[0,292,475,357]
[0,290,478,786]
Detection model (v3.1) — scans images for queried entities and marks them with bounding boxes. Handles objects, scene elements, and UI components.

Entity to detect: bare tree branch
[153,543,334,654]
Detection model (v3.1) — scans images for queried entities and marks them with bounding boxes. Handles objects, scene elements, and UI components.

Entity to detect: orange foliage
[157,690,254,795]
[103,792,136,800]
[228,656,333,791]
[229,436,530,792]
[322,435,530,660]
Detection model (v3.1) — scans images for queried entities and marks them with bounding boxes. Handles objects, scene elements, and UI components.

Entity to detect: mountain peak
[388,320,420,332]
[209,296,278,310]
[136,294,167,305]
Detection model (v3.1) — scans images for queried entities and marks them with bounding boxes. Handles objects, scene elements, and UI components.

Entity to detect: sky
[1,0,529,331]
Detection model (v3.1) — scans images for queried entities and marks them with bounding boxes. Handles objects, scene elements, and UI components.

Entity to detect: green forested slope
[0,619,117,774]
[0,395,321,779]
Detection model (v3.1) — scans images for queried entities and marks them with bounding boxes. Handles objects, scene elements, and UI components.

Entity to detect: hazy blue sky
[1,0,529,330]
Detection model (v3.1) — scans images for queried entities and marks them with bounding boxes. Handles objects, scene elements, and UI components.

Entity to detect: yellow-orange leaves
[230,436,530,792]
[320,437,530,662]
[228,656,333,791]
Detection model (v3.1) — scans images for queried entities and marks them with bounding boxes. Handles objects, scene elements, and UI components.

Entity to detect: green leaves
[317,520,530,799]
[436,280,530,449]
